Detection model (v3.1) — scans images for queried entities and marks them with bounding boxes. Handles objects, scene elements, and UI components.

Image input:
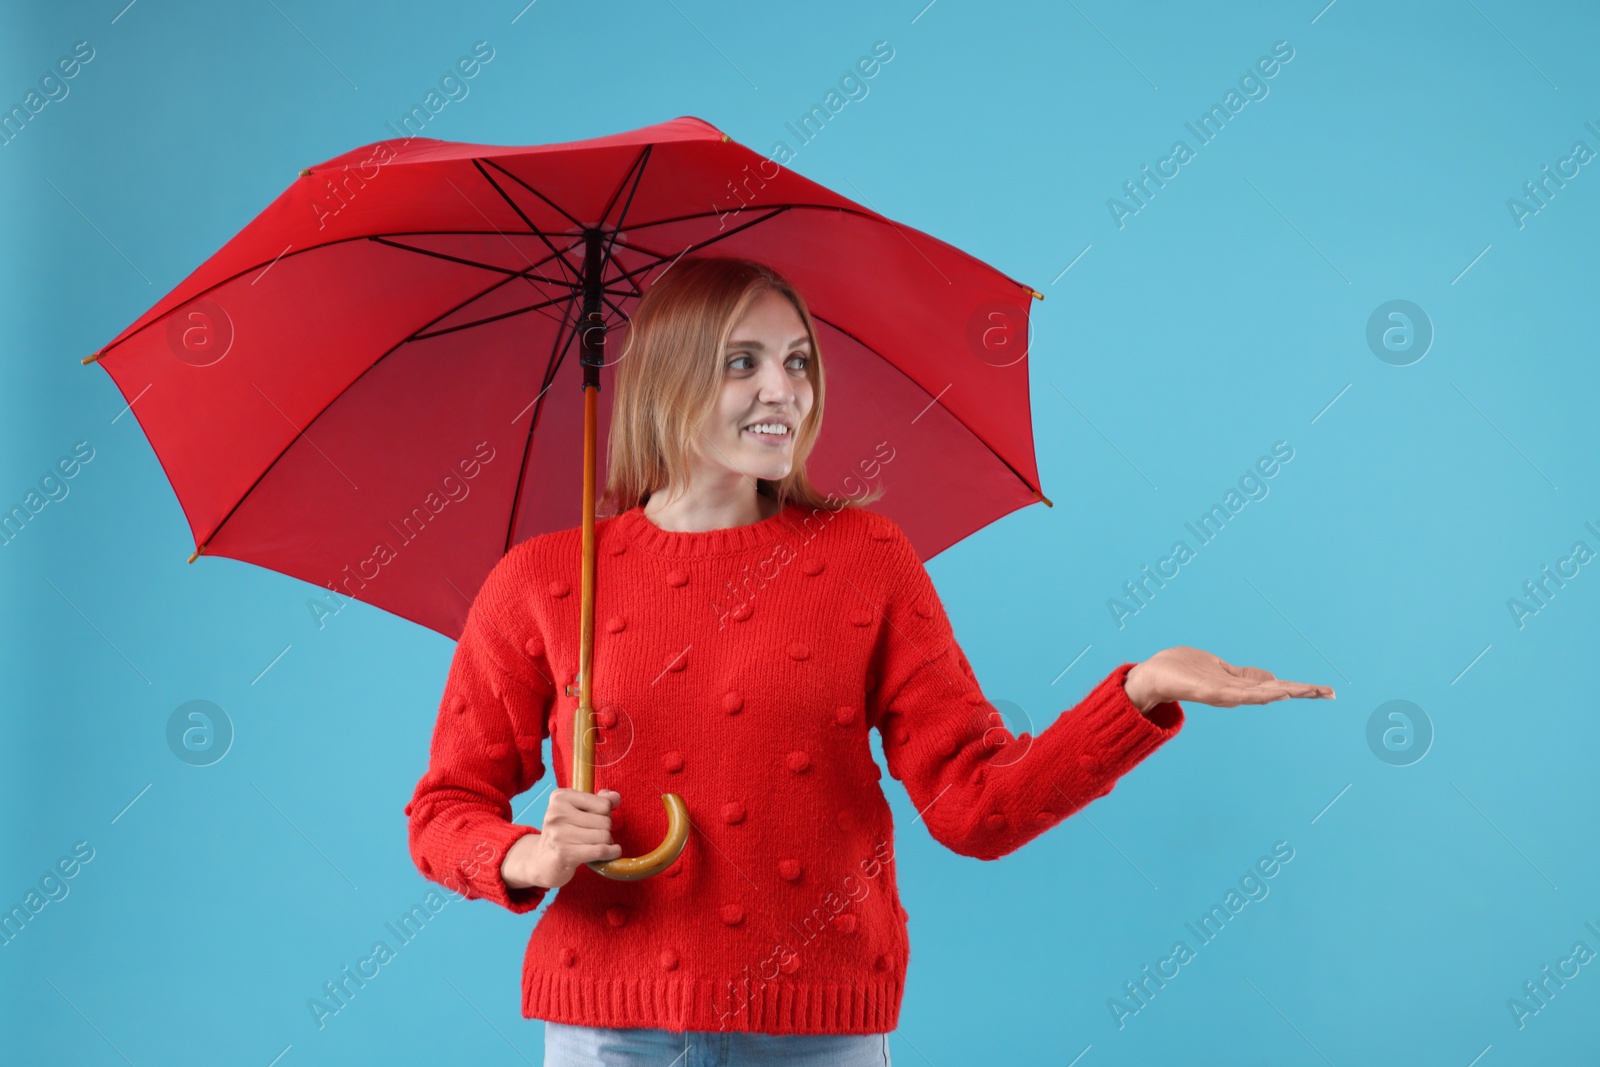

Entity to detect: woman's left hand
[1124,646,1335,712]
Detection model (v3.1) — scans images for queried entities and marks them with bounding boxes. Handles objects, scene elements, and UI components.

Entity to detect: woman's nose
[756,364,794,404]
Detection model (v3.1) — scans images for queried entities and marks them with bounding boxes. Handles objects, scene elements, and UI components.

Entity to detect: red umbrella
[84,115,1052,878]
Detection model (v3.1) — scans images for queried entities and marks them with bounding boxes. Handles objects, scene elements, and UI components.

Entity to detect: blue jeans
[543,1021,892,1066]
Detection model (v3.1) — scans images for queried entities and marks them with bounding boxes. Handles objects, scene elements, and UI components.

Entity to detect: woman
[405,256,1335,1066]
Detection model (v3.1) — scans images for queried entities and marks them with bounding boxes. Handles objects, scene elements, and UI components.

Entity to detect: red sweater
[405,500,1184,1035]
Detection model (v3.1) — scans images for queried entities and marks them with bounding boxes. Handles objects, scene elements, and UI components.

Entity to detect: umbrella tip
[720,134,730,143]
[187,546,202,563]
[1027,288,1043,301]
[299,167,311,177]
[81,351,104,365]
[1038,489,1053,507]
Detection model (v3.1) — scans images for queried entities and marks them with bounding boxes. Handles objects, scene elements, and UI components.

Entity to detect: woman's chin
[735,456,792,481]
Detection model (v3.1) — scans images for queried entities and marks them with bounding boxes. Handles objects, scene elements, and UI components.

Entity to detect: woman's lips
[743,427,789,446]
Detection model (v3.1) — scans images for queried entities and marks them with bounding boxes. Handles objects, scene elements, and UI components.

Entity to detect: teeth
[745,424,789,435]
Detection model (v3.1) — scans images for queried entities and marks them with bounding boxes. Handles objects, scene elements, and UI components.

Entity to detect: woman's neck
[642,487,780,533]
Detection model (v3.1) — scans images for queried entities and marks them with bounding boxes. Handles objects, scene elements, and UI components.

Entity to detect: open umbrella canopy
[86,115,1048,640]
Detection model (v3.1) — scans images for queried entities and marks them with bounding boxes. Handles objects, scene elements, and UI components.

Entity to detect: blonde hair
[600,255,882,517]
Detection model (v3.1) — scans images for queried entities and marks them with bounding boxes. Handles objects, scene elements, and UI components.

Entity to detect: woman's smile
[742,420,793,447]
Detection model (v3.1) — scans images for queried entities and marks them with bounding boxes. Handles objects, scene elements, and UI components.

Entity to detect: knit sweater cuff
[1067,662,1185,773]
[1012,661,1184,843]
[474,819,548,914]
[974,659,1184,859]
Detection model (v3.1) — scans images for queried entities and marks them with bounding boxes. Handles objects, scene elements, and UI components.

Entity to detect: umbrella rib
[597,144,650,231]
[190,259,589,553]
[599,291,633,329]
[596,145,652,272]
[563,207,798,332]
[504,290,585,555]
[600,206,795,287]
[413,289,585,340]
[440,171,578,312]
[368,234,577,288]
[355,225,586,299]
[600,261,645,302]
[365,233,584,333]
[607,204,788,232]
[388,245,579,346]
[473,150,670,319]
[478,156,590,234]
[603,198,1044,301]
[91,230,574,363]
[471,159,585,287]
[598,206,796,292]
[605,202,830,233]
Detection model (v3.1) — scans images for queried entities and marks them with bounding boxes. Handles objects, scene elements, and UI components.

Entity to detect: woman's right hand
[502,788,624,890]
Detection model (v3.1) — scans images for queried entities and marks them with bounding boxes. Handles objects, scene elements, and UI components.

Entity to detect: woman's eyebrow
[726,336,812,350]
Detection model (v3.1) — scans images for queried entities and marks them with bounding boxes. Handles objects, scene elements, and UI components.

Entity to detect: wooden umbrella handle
[573,371,689,880]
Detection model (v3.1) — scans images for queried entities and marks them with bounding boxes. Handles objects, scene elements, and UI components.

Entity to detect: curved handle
[588,792,690,881]
[570,679,690,880]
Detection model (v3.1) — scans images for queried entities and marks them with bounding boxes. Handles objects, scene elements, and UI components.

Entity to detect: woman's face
[692,288,814,487]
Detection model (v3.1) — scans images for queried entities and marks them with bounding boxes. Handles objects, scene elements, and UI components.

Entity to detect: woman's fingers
[1211,680,1335,706]
[550,789,619,818]
[1275,679,1335,699]
[547,840,622,866]
[547,813,601,830]
[555,809,614,831]
[558,787,618,813]
[543,788,621,835]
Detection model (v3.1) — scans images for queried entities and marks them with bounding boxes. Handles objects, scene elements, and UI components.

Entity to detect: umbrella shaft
[573,228,606,793]
[576,382,601,793]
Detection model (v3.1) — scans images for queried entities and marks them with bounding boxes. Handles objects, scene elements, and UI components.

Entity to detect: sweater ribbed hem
[523,969,902,1035]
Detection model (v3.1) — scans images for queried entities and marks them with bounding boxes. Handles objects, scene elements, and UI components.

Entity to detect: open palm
[1125,646,1335,711]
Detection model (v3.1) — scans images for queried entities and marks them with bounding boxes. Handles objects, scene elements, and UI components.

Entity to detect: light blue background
[5,1,1598,1063]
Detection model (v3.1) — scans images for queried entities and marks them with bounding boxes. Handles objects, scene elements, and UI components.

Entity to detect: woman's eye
[727,355,753,370]
[787,355,810,371]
